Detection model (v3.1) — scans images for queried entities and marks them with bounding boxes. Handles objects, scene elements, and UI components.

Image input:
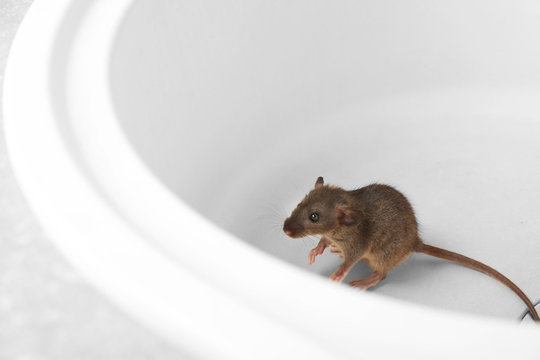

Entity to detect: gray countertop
[0,1,183,359]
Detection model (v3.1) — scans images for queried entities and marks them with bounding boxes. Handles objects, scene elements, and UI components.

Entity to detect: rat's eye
[309,213,319,222]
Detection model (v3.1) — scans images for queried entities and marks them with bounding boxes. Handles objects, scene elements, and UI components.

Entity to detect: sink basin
[4,0,540,358]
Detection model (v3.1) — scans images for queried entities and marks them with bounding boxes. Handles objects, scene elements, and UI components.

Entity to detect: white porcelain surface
[112,0,540,318]
[4,0,540,359]
[0,1,184,359]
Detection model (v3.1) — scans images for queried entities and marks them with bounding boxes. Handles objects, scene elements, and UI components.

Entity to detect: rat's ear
[314,176,324,189]
[337,207,364,226]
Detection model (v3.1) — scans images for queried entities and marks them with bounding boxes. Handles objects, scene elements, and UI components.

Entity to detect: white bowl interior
[110,0,540,319]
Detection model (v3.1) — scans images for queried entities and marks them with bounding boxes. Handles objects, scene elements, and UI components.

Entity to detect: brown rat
[283,176,540,321]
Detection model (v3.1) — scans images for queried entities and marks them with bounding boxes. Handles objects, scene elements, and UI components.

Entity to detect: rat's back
[349,184,422,263]
[350,184,416,221]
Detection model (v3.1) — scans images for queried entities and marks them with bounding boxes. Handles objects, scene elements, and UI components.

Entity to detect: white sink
[4,0,540,358]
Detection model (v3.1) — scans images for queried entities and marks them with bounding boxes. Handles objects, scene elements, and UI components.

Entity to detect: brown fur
[283,180,421,274]
[283,177,540,321]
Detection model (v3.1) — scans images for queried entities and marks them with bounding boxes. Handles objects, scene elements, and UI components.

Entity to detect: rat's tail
[417,242,540,321]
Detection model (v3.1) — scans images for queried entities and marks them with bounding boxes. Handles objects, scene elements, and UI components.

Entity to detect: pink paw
[329,270,346,283]
[329,246,344,258]
[348,279,371,290]
[349,273,385,290]
[308,247,324,264]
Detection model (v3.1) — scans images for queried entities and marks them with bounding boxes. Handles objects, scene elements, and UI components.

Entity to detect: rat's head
[283,177,362,238]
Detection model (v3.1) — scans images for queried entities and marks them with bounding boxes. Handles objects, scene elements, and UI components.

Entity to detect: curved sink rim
[4,0,540,359]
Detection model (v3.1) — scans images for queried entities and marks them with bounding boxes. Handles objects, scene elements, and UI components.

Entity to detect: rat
[283,176,540,321]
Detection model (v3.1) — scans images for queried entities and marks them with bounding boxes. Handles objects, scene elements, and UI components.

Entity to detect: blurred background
[0,1,181,358]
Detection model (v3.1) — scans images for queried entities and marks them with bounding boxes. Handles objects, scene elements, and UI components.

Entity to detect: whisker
[306,235,320,246]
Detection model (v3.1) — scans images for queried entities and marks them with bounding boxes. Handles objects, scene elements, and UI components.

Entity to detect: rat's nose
[283,219,300,237]
[283,219,292,236]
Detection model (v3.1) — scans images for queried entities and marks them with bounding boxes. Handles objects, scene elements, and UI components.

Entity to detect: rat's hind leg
[349,272,386,290]
[349,243,412,289]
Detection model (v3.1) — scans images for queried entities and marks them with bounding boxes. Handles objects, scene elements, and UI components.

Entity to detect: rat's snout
[283,218,303,238]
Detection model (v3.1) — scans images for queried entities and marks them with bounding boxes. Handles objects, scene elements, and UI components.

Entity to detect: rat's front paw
[308,248,323,264]
[329,246,344,258]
